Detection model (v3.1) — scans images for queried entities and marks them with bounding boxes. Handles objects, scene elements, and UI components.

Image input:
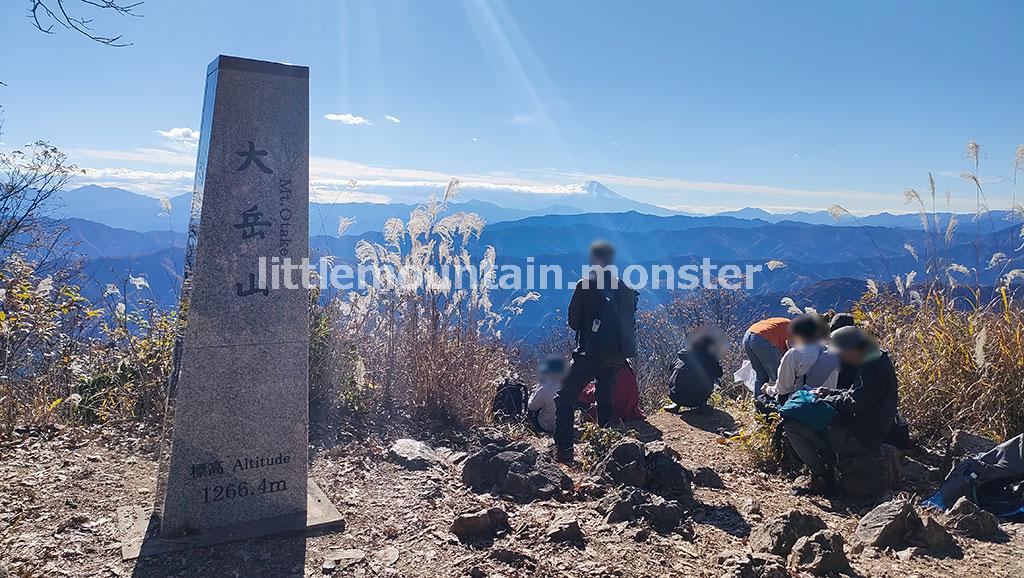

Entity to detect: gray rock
[900,455,939,485]
[388,439,441,471]
[600,489,646,524]
[693,466,726,489]
[836,444,900,497]
[451,507,510,540]
[943,430,997,473]
[595,438,648,487]
[644,448,693,501]
[852,498,922,551]
[638,496,685,532]
[788,530,852,576]
[468,566,486,578]
[916,516,960,554]
[323,549,365,574]
[740,497,762,518]
[749,510,827,556]
[718,550,789,578]
[546,517,584,543]
[946,496,999,540]
[461,442,570,502]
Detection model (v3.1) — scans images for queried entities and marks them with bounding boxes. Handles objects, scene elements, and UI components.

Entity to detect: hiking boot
[662,402,681,414]
[790,473,834,496]
[553,450,576,466]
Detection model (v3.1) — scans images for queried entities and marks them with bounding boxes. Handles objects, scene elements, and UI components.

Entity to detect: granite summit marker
[118,55,342,559]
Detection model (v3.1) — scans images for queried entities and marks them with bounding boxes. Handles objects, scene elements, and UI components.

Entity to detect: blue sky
[2,0,1023,213]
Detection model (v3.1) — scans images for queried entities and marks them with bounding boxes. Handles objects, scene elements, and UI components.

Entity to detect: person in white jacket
[528,355,568,433]
[765,314,839,398]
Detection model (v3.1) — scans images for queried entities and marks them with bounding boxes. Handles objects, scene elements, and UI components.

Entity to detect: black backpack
[585,283,638,362]
[491,381,527,423]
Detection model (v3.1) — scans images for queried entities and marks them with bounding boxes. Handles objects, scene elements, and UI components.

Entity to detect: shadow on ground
[677,407,737,434]
[131,535,307,578]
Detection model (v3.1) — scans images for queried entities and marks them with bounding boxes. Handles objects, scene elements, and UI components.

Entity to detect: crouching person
[784,326,899,495]
[527,355,567,434]
[664,328,724,414]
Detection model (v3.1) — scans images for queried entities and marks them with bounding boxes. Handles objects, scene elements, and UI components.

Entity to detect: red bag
[578,365,646,423]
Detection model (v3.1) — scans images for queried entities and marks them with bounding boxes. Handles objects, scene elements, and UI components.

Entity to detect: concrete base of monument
[117,479,345,560]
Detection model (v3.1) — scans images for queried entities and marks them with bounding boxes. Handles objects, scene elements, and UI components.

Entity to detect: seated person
[664,327,724,414]
[765,313,839,400]
[527,355,567,433]
[784,326,899,495]
[579,363,645,423]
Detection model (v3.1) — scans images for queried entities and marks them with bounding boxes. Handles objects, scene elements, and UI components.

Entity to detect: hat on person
[830,325,874,353]
[829,313,856,334]
[538,355,567,376]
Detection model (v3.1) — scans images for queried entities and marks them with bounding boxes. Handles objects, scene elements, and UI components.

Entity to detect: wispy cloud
[508,114,536,126]
[384,115,401,124]
[79,167,193,196]
[324,113,371,126]
[157,127,200,148]
[69,146,195,168]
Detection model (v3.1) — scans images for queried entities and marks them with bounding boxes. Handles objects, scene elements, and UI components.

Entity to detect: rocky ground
[2,409,1023,578]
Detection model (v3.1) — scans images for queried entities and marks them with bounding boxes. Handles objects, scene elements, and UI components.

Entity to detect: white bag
[734,359,757,393]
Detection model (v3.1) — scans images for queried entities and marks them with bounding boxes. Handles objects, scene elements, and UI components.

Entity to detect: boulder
[595,438,648,487]
[749,510,827,556]
[693,466,726,489]
[916,516,960,554]
[946,496,999,540]
[388,439,441,471]
[943,430,997,473]
[599,488,647,524]
[852,498,922,551]
[717,550,789,578]
[740,497,763,518]
[644,448,693,501]
[638,496,686,532]
[546,517,584,543]
[788,530,853,576]
[836,444,900,497]
[451,507,510,540]
[461,441,571,502]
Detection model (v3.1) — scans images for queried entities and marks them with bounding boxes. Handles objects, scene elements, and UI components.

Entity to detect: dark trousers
[553,351,621,455]
[783,420,869,477]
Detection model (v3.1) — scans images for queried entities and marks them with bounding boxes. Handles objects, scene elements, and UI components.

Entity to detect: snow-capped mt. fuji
[546,180,675,215]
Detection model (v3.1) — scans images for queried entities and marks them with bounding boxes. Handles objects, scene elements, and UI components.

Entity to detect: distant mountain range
[56,182,1016,235]
[46,182,1024,340]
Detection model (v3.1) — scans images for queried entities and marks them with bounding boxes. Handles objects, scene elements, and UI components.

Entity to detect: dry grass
[857,286,1024,442]
[327,185,528,427]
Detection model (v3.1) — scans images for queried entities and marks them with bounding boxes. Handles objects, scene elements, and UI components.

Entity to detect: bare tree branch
[27,0,142,46]
[0,141,82,256]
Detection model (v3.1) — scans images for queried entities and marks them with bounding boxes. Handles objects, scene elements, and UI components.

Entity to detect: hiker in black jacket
[664,328,724,415]
[784,326,899,495]
[553,240,638,463]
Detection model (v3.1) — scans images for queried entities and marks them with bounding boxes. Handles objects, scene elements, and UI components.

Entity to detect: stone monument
[119,55,343,559]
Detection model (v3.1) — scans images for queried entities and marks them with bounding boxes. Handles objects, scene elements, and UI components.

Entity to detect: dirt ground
[2,409,1023,578]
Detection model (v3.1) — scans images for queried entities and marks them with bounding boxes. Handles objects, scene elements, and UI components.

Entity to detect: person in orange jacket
[742,317,791,398]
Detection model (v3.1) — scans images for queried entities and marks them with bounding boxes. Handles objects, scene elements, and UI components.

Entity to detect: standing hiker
[553,240,638,463]
[742,316,791,398]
